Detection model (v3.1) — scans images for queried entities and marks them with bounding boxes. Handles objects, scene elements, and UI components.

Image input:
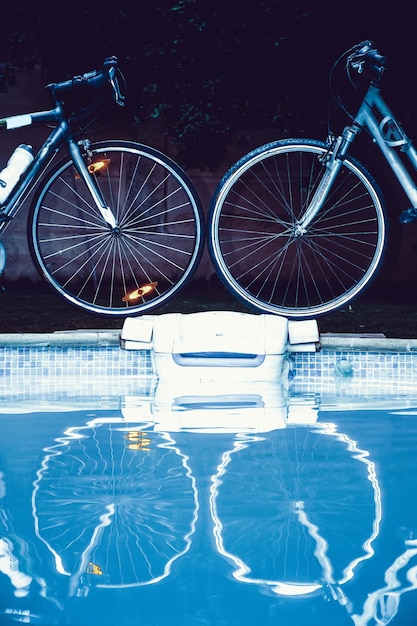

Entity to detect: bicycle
[208,40,416,319]
[0,57,204,316]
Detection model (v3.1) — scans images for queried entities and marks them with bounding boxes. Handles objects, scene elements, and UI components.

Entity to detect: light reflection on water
[1,388,417,625]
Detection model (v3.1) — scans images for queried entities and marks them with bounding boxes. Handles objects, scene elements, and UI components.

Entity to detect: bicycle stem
[67,139,117,229]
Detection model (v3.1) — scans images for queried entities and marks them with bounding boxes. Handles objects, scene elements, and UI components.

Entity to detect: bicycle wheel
[208,139,387,318]
[28,141,204,316]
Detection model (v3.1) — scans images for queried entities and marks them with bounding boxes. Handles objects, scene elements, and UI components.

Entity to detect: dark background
[1,0,417,336]
[1,1,415,169]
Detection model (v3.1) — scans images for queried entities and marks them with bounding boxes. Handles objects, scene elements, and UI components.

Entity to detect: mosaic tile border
[1,344,417,400]
[289,349,417,401]
[0,346,155,399]
[291,349,417,382]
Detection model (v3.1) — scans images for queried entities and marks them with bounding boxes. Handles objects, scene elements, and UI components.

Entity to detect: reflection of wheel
[210,424,381,595]
[33,422,198,591]
[29,141,204,316]
[208,139,386,318]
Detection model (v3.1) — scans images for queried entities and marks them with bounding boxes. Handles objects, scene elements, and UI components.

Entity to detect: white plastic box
[121,311,319,383]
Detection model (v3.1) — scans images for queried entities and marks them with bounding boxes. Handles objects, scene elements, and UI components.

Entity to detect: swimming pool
[1,335,417,625]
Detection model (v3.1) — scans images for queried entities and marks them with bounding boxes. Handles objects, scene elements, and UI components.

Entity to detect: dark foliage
[1,1,415,168]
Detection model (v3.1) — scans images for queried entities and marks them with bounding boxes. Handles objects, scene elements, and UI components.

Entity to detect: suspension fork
[294,127,358,235]
[67,138,117,229]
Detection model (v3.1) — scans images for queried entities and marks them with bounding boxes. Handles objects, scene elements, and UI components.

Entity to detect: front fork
[68,138,117,229]
[294,127,358,235]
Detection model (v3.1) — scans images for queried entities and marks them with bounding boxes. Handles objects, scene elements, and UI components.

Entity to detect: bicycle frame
[297,83,417,232]
[0,57,205,317]
[0,105,117,234]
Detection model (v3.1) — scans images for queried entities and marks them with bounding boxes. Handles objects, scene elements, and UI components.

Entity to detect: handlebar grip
[46,57,119,97]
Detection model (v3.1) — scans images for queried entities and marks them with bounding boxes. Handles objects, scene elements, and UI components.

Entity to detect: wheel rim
[31,144,203,315]
[210,143,385,318]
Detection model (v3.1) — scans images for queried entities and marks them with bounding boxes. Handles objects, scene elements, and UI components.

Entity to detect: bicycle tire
[28,140,204,316]
[208,138,387,318]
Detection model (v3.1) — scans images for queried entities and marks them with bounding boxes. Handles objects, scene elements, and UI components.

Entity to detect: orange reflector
[75,159,111,179]
[87,562,103,575]
[124,431,147,440]
[128,442,151,451]
[122,281,158,302]
[88,158,110,173]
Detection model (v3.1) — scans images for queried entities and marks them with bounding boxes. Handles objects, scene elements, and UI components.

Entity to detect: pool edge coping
[1,330,417,352]
[0,330,121,347]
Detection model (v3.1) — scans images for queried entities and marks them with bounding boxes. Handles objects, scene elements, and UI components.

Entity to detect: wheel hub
[111,226,122,237]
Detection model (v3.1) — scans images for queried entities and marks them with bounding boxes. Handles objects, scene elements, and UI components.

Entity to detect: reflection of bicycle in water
[32,418,198,596]
[352,536,417,626]
[0,472,34,600]
[208,40,417,318]
[0,470,66,625]
[205,404,417,625]
[2,397,417,624]
[209,420,382,618]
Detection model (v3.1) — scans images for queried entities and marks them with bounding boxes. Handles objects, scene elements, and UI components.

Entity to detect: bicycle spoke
[29,142,204,315]
[209,140,385,317]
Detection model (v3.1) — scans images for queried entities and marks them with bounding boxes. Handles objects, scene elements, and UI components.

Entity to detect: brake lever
[346,40,374,74]
[109,66,126,107]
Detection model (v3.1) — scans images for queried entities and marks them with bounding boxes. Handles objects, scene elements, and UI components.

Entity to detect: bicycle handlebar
[346,40,387,84]
[46,56,126,107]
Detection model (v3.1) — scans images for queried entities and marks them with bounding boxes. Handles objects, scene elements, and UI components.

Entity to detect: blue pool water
[1,388,417,626]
